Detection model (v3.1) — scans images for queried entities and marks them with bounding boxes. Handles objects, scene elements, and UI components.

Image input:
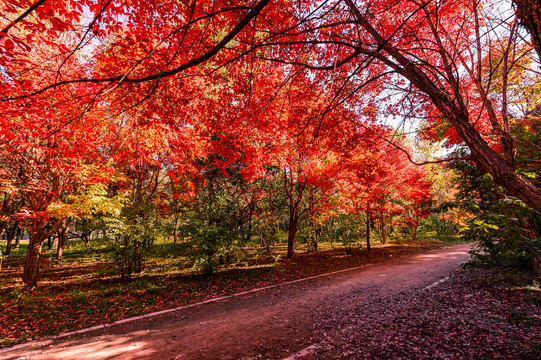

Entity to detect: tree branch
[3,0,271,101]
[0,0,48,41]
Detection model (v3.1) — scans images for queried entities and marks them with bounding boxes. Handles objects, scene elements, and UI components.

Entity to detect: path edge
[0,262,378,354]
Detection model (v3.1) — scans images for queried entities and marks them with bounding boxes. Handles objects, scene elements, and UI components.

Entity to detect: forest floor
[1,243,538,359]
[310,265,541,359]
[0,239,447,348]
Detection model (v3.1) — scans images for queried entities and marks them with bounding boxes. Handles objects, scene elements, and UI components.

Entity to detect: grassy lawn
[0,237,451,348]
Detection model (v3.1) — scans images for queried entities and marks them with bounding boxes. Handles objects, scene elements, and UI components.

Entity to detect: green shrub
[183,186,241,274]
[449,158,541,269]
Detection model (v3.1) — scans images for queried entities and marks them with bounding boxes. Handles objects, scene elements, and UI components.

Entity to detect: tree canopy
[1,0,540,286]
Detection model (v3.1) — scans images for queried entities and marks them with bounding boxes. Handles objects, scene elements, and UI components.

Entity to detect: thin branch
[358,121,472,166]
[0,0,48,40]
[3,0,271,101]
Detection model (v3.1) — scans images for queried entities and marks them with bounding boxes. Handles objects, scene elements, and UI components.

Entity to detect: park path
[0,243,472,360]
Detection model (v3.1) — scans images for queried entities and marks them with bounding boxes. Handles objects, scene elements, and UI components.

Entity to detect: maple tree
[2,0,539,286]
[280,143,336,258]
[334,130,435,248]
[1,0,540,211]
[274,92,341,258]
[255,0,541,212]
[0,97,114,287]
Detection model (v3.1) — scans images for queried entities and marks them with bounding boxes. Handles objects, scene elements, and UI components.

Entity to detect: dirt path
[0,243,472,360]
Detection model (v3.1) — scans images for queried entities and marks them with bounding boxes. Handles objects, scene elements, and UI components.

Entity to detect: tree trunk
[23,231,44,288]
[513,0,541,58]
[173,215,179,246]
[4,233,12,256]
[81,231,91,247]
[533,255,541,288]
[287,217,297,259]
[286,183,302,259]
[283,168,306,260]
[56,218,68,262]
[4,223,17,256]
[0,194,13,251]
[14,228,22,250]
[22,218,62,287]
[366,209,371,251]
[312,226,319,252]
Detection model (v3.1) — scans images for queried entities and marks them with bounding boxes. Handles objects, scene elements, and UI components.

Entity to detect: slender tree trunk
[312,226,319,252]
[533,255,541,288]
[283,167,306,259]
[4,222,17,256]
[23,231,44,288]
[56,218,68,262]
[173,215,179,246]
[287,217,298,259]
[0,194,13,251]
[14,228,22,250]
[4,233,12,256]
[366,209,371,251]
[22,218,62,287]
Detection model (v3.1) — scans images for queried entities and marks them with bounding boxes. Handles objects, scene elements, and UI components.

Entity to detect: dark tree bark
[22,217,62,287]
[14,227,22,250]
[514,0,541,57]
[366,208,371,251]
[344,0,541,214]
[4,222,17,256]
[310,225,319,252]
[172,214,179,246]
[284,167,306,259]
[56,218,69,262]
[287,213,298,259]
[534,256,541,288]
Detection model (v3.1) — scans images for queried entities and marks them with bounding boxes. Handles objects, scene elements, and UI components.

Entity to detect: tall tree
[2,0,541,229]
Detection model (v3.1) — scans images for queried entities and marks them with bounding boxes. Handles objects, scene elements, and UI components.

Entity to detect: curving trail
[0,243,472,360]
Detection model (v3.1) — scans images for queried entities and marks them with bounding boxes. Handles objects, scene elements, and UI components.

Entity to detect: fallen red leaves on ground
[311,266,541,359]
[0,243,439,348]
